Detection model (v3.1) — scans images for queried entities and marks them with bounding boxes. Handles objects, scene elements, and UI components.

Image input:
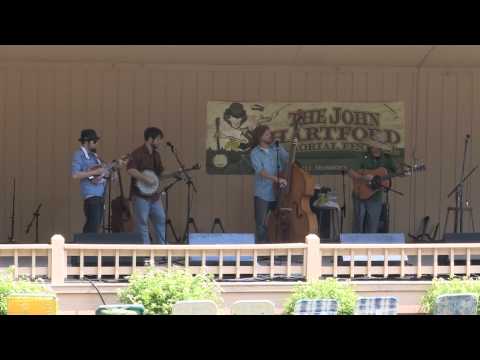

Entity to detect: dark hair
[252,125,270,147]
[144,127,164,141]
[223,103,248,128]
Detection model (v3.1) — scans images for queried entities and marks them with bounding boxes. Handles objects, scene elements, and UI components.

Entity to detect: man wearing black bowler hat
[71,129,122,233]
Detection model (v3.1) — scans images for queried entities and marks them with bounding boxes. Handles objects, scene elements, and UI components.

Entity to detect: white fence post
[50,234,66,285]
[305,234,321,282]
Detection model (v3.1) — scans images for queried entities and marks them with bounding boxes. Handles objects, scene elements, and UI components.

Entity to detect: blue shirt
[250,144,289,202]
[71,147,106,199]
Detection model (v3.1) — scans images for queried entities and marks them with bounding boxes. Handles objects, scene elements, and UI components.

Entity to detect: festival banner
[206,101,405,175]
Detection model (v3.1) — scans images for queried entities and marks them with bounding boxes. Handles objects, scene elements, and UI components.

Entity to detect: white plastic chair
[172,300,218,315]
[231,300,276,315]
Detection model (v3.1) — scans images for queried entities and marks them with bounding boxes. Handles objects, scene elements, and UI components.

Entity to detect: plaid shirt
[293,299,338,315]
[354,297,398,315]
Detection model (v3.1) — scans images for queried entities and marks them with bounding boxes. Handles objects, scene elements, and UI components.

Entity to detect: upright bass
[266,110,318,243]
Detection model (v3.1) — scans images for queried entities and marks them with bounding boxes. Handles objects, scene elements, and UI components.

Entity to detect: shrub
[118,268,222,315]
[284,278,357,315]
[0,267,53,315]
[421,277,480,314]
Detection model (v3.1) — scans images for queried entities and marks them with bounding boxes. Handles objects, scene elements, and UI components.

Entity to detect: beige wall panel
[20,68,38,242]
[52,65,71,239]
[1,62,479,243]
[424,72,443,231]
[195,71,214,233]
[242,71,261,233]
[211,71,229,232]
[4,68,21,241]
[226,71,245,233]
[441,71,460,234]
[179,71,199,232]
[382,72,400,231]
[398,71,416,233]
[471,71,480,231]
[37,66,55,240]
[0,70,6,236]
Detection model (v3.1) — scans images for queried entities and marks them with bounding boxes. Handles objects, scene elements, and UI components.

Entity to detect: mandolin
[352,163,426,200]
[88,154,130,184]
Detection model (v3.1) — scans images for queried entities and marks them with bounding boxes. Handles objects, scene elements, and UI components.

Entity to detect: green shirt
[355,152,397,202]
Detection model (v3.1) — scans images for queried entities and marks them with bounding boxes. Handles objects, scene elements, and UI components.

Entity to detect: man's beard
[90,148,97,153]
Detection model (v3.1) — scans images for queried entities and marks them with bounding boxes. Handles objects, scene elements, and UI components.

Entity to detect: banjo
[136,164,201,196]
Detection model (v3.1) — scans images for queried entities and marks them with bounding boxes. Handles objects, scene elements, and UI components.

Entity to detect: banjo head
[136,170,159,196]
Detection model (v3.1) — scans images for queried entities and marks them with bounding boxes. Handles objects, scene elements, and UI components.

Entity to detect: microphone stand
[447,164,478,233]
[25,203,42,243]
[340,169,347,233]
[8,178,16,243]
[167,143,198,244]
[161,177,183,243]
[458,135,470,232]
[102,172,113,234]
[275,141,281,242]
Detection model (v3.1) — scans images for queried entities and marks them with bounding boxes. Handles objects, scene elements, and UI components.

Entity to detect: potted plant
[118,268,222,315]
[0,267,54,315]
[421,277,480,314]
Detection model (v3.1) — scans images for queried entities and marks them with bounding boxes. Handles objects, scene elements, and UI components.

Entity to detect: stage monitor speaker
[71,232,143,244]
[189,233,254,263]
[189,233,254,245]
[339,233,406,262]
[443,233,480,261]
[443,233,480,243]
[70,233,143,268]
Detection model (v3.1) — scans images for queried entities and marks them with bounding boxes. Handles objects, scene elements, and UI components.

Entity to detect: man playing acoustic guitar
[348,140,397,233]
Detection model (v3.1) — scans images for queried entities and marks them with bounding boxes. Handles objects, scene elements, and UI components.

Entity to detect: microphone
[274,140,280,147]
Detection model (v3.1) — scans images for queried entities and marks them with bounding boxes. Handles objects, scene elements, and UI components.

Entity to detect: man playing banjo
[127,127,171,244]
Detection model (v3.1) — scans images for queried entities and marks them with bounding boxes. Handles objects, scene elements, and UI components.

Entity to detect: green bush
[284,278,357,315]
[0,267,52,315]
[118,268,222,315]
[421,277,480,314]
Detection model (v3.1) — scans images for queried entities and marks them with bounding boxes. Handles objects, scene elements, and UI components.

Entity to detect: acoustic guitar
[352,163,426,200]
[111,167,135,233]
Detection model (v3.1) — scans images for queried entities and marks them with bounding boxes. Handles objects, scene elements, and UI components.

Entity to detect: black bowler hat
[78,129,100,142]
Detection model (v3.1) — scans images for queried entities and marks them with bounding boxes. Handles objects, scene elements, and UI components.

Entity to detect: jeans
[352,195,383,233]
[133,196,166,244]
[254,196,277,244]
[83,196,105,233]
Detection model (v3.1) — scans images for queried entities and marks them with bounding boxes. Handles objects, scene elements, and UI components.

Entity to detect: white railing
[315,243,480,279]
[0,244,51,279]
[63,243,307,281]
[3,234,480,284]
